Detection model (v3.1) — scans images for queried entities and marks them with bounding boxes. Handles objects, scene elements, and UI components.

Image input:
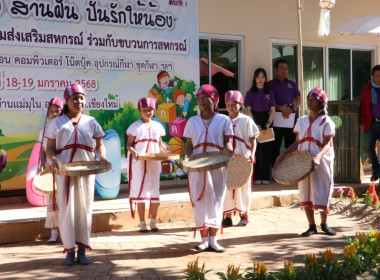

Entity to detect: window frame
[271,39,377,101]
[199,33,245,98]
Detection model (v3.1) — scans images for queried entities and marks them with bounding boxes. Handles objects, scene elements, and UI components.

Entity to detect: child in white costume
[37,97,64,244]
[277,87,336,237]
[183,84,233,253]
[46,83,107,266]
[222,91,259,227]
[126,97,171,233]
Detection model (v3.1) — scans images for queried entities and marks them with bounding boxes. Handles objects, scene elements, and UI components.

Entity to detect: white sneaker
[262,180,269,185]
[253,180,262,185]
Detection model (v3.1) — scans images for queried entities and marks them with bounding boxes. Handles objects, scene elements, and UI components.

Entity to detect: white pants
[189,168,226,230]
[223,178,252,219]
[56,175,95,250]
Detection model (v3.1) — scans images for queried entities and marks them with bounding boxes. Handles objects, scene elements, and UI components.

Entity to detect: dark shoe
[194,243,209,251]
[208,245,226,253]
[62,250,75,266]
[371,173,379,182]
[222,217,233,227]
[321,223,336,235]
[77,249,91,265]
[139,229,149,233]
[151,228,159,232]
[236,217,247,227]
[301,224,318,237]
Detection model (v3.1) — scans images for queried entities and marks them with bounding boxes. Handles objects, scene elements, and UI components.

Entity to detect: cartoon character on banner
[157,71,177,103]
[173,89,185,107]
[147,88,163,103]
[173,89,193,117]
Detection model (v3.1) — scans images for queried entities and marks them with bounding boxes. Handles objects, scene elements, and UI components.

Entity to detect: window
[303,46,324,95]
[352,50,372,100]
[199,34,243,114]
[328,48,350,100]
[271,40,375,108]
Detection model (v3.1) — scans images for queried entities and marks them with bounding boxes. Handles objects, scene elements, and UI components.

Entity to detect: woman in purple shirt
[244,68,276,184]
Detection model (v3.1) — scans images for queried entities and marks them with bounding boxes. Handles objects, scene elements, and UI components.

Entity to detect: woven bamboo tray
[182,151,233,172]
[34,166,56,194]
[56,161,112,176]
[226,155,252,189]
[272,151,314,185]
[138,153,180,161]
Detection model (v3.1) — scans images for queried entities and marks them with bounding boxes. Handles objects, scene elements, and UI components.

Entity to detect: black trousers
[271,127,296,166]
[254,141,272,181]
[251,110,272,182]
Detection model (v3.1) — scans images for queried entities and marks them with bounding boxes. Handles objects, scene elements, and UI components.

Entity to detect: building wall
[199,0,380,93]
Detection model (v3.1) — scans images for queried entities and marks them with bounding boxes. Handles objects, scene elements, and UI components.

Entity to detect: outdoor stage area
[0,174,377,279]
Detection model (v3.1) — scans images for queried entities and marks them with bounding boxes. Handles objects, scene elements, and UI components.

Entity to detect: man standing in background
[268,59,301,167]
[360,65,380,182]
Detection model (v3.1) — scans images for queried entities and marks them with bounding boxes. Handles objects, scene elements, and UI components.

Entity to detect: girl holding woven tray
[222,90,259,227]
[183,84,233,253]
[37,97,64,244]
[126,97,171,233]
[276,87,336,237]
[45,83,107,266]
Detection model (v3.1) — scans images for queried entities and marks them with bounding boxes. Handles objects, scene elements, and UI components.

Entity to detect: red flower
[372,193,379,205]
[347,187,356,199]
[366,181,376,195]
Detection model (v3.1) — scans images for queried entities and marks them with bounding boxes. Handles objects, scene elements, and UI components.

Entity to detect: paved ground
[0,204,371,280]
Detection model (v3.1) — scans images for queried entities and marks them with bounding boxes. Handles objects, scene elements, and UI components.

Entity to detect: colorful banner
[0,0,199,192]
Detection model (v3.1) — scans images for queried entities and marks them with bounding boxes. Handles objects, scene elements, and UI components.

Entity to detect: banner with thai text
[0,0,199,193]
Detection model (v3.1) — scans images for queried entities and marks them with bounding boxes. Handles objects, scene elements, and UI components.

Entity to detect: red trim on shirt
[134,139,159,145]
[56,144,95,154]
[193,142,223,151]
[298,137,324,148]
[233,135,251,150]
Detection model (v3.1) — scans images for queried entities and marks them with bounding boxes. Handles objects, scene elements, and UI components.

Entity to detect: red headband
[157,72,170,83]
